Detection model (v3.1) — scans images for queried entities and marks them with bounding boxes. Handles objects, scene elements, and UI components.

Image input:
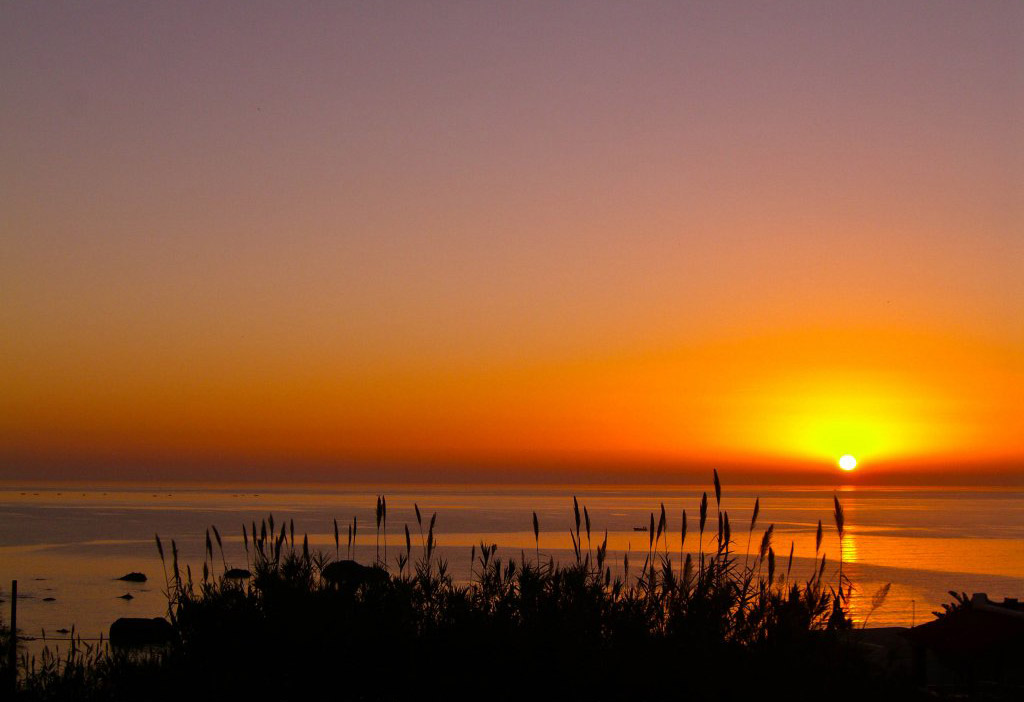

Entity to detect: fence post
[8,579,16,694]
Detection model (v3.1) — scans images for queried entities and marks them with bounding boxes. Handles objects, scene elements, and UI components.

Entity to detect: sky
[2,2,1022,484]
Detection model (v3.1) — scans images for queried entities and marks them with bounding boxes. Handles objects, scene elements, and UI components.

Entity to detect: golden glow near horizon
[3,324,1019,479]
[839,455,857,471]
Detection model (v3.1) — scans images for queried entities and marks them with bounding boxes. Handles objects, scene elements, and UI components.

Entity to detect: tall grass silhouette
[7,477,916,701]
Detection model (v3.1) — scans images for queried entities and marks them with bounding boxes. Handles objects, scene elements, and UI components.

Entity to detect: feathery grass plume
[573,496,580,537]
[414,502,424,551]
[333,519,339,559]
[815,519,823,554]
[242,524,250,571]
[205,529,213,563]
[584,506,591,542]
[212,525,226,570]
[352,517,358,560]
[699,492,708,566]
[744,497,760,569]
[723,512,731,555]
[382,495,387,565]
[758,524,774,561]
[426,514,436,562]
[647,513,655,577]
[834,494,846,593]
[680,509,687,563]
[833,495,845,539]
[768,547,776,584]
[405,524,411,559]
[532,511,540,565]
[786,541,795,582]
[862,582,892,628]
[658,503,667,556]
[717,512,723,552]
[347,523,352,560]
[155,533,170,597]
[375,496,382,564]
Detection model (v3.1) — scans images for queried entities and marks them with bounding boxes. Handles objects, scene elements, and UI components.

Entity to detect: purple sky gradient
[2,2,1021,481]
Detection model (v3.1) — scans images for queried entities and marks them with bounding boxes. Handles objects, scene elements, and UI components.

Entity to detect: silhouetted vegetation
[8,478,920,701]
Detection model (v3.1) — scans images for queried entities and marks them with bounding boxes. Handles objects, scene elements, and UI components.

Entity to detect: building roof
[904,593,1024,656]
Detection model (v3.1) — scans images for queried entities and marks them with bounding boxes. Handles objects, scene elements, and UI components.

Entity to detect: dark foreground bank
[2,490,1016,700]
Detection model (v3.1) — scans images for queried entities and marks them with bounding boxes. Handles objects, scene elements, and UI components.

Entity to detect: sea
[1,482,1022,654]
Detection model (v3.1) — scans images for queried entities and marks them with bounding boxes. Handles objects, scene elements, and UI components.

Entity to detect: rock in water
[109,617,174,647]
[321,560,389,593]
[118,592,134,600]
[116,572,147,582]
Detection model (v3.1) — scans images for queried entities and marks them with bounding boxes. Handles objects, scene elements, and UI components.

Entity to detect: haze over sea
[2,480,1021,648]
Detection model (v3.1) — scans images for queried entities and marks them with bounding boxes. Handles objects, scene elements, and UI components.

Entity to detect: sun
[838,454,857,471]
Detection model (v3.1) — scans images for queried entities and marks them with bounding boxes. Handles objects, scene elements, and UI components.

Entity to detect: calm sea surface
[1,483,1022,651]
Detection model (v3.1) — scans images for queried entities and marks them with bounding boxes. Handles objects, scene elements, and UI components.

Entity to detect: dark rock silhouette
[320,559,388,591]
[109,617,174,647]
[118,593,134,600]
[117,572,147,582]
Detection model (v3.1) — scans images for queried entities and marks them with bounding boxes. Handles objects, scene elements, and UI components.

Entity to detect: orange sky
[2,3,1022,483]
